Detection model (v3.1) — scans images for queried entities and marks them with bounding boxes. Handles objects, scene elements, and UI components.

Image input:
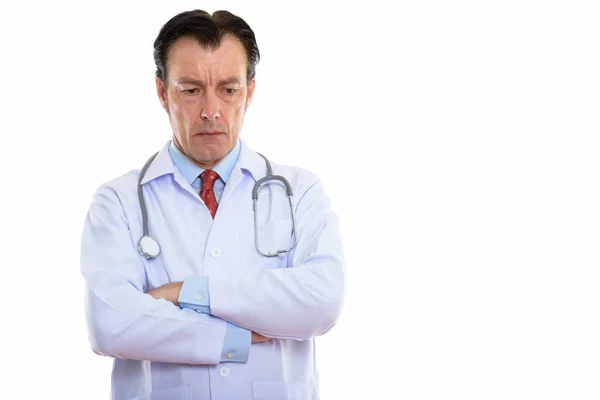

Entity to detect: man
[80,9,345,400]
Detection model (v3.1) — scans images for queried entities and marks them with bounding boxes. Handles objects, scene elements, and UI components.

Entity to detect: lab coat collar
[139,138,267,186]
[237,138,268,181]
[139,141,174,185]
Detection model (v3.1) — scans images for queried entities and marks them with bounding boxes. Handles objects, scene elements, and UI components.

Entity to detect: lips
[196,131,224,136]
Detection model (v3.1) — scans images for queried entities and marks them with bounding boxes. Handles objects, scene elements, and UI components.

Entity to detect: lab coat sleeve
[208,176,346,341]
[81,185,227,364]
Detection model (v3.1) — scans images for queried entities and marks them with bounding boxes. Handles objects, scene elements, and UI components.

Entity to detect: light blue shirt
[168,139,249,363]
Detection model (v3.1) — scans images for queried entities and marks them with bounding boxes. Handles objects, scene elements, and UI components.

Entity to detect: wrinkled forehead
[165,35,248,84]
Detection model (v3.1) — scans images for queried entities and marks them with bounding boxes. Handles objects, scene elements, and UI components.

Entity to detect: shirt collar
[139,137,268,186]
[168,139,241,185]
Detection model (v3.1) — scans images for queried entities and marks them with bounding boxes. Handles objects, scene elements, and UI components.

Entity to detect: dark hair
[153,9,260,84]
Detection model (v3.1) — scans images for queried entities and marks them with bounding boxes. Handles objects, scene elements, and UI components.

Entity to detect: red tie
[200,170,220,219]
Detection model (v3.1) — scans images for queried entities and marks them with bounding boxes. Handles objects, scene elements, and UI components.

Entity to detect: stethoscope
[136,151,298,260]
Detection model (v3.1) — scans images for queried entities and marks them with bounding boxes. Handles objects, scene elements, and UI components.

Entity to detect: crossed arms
[81,178,345,365]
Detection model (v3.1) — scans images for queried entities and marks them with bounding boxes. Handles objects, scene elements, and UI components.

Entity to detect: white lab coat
[80,139,345,400]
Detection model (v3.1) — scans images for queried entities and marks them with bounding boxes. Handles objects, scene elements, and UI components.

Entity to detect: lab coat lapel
[172,165,204,202]
[140,140,204,202]
[219,139,266,211]
[220,165,244,211]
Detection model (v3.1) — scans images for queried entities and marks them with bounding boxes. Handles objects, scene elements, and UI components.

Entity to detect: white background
[1,0,599,399]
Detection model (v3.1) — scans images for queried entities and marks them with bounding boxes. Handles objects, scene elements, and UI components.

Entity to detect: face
[156,35,255,169]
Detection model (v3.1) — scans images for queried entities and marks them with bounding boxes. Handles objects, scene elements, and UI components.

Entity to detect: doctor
[80,9,345,400]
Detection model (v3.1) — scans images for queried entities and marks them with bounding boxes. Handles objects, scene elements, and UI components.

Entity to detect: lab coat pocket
[252,381,314,400]
[244,218,294,269]
[128,385,191,400]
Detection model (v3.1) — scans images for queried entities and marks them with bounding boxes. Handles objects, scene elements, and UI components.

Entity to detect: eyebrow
[177,77,242,86]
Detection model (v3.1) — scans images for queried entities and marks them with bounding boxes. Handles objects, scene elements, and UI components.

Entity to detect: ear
[245,78,256,110]
[156,77,168,112]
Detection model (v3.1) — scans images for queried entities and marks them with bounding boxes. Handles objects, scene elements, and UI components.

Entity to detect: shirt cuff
[178,276,211,314]
[221,322,251,363]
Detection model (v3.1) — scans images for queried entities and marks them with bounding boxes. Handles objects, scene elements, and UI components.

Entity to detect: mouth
[195,131,225,137]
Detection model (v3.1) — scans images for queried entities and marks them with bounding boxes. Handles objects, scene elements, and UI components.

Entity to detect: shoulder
[241,139,320,189]
[269,159,327,201]
[272,159,319,183]
[268,160,339,227]
[89,169,142,209]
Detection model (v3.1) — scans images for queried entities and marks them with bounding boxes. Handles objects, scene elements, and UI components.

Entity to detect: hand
[146,282,183,306]
[251,332,270,343]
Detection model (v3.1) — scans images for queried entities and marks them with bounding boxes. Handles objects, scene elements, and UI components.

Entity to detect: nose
[201,92,220,121]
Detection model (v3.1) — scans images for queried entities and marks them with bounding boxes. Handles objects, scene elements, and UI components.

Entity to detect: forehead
[166,35,248,82]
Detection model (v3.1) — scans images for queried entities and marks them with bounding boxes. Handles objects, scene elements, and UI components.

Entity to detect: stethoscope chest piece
[138,235,161,259]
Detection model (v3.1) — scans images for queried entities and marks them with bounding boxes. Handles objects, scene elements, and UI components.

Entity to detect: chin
[195,149,225,162]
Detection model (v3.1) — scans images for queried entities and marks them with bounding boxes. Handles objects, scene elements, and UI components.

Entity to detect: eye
[183,88,199,95]
[223,88,238,95]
